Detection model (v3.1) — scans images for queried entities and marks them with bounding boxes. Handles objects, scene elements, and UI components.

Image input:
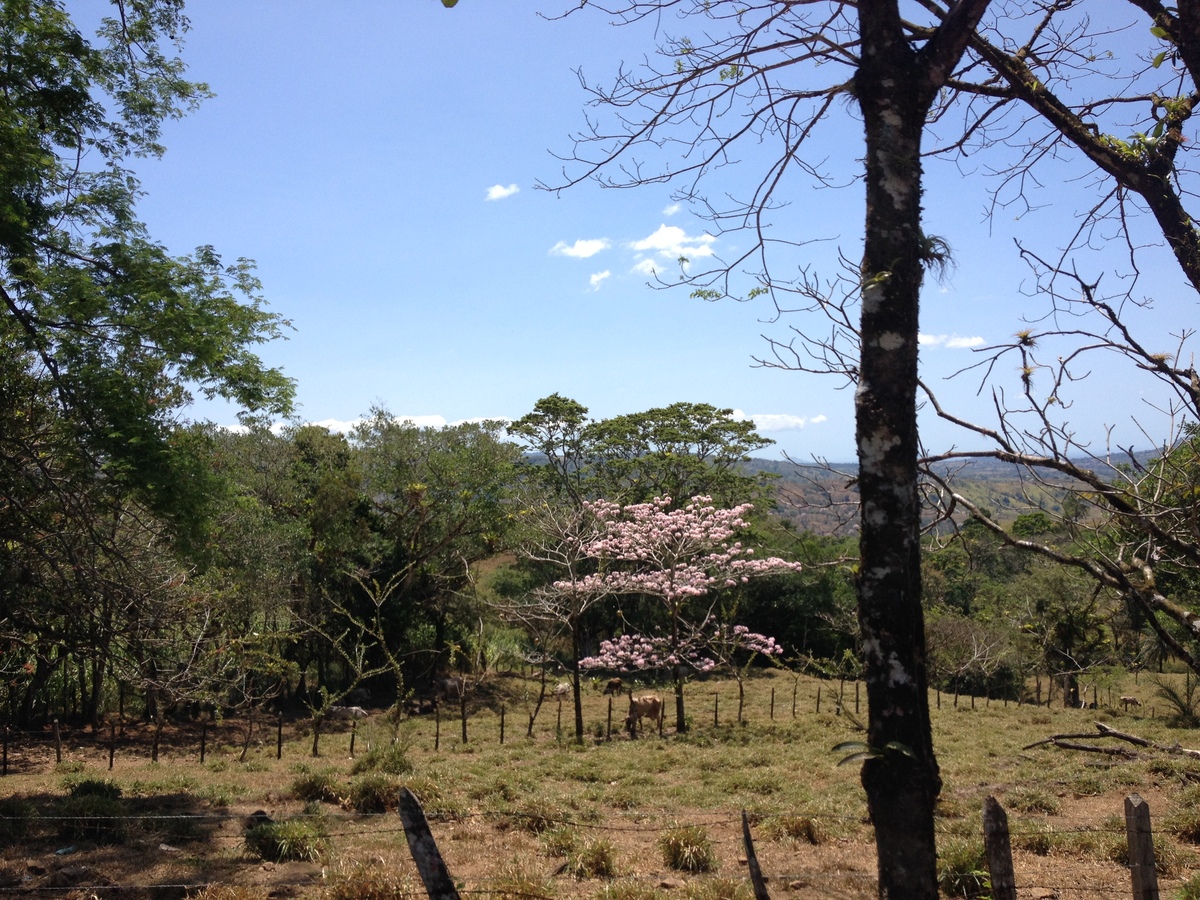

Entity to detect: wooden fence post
[349,719,356,758]
[606,697,612,741]
[741,809,770,900]
[816,685,821,714]
[770,687,775,721]
[1126,793,1160,900]
[109,723,116,771]
[277,715,284,760]
[434,705,441,752]
[500,705,505,745]
[714,693,719,728]
[791,681,797,718]
[398,787,461,900]
[200,721,207,764]
[54,719,62,764]
[3,725,9,776]
[855,680,860,715]
[982,796,1017,900]
[459,691,468,745]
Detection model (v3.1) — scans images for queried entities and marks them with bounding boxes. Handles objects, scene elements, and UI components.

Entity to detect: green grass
[4,670,1200,895]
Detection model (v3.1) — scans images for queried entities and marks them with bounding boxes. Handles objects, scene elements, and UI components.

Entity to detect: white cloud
[589,270,611,291]
[631,224,716,260]
[486,183,520,201]
[310,417,364,434]
[663,203,681,216]
[919,333,985,349]
[631,258,657,276]
[730,410,826,432]
[550,238,612,259]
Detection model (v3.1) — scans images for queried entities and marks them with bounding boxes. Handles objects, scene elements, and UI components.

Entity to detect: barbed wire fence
[0,790,1191,898]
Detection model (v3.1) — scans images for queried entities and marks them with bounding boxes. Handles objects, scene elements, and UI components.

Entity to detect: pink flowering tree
[702,623,784,724]
[579,633,718,677]
[574,495,802,731]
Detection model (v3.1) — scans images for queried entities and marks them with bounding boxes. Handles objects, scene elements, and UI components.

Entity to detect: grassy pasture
[0,669,1198,899]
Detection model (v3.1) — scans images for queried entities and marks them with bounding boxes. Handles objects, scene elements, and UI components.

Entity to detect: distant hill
[750,449,1162,536]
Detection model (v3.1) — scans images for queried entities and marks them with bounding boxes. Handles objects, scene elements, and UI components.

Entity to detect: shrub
[594,882,667,900]
[54,794,126,844]
[1175,873,1200,900]
[761,814,823,844]
[936,837,989,898]
[350,741,412,776]
[244,818,327,862]
[346,774,403,814]
[292,769,343,804]
[1010,820,1058,856]
[682,877,753,900]
[322,861,417,900]
[0,797,37,845]
[565,838,618,879]
[515,798,563,835]
[67,777,122,800]
[540,825,580,857]
[187,888,271,900]
[659,823,717,873]
[1005,786,1060,815]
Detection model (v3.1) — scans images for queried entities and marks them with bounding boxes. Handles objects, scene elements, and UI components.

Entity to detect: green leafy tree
[354,412,519,684]
[0,0,293,521]
[586,402,772,507]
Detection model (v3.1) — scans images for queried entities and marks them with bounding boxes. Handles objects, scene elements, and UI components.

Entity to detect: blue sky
[108,1,1194,462]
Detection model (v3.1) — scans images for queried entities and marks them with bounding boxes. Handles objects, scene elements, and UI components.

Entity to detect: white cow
[625,695,663,734]
[326,705,368,721]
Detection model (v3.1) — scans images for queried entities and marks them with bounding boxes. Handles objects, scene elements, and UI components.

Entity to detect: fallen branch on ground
[1024,722,1200,759]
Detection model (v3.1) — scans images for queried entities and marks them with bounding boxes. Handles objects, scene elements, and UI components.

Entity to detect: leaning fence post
[399,787,461,900]
[500,704,505,745]
[982,796,1017,900]
[741,809,770,900]
[1126,793,1160,900]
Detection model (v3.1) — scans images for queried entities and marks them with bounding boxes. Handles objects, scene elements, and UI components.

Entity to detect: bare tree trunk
[853,0,992,894]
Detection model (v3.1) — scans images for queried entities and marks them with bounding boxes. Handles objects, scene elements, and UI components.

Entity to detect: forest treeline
[4,386,1192,731]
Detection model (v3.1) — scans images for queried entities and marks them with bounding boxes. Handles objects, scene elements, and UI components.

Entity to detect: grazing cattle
[601,677,624,697]
[434,676,466,702]
[625,695,663,735]
[326,705,368,721]
[405,698,437,716]
[1121,696,1142,711]
[553,682,570,700]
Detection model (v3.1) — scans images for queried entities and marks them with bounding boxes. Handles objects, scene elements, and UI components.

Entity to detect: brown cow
[625,695,663,735]
[601,677,624,697]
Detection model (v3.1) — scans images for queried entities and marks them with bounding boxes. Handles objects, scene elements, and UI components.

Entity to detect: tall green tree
[0,0,293,522]
[354,412,520,684]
